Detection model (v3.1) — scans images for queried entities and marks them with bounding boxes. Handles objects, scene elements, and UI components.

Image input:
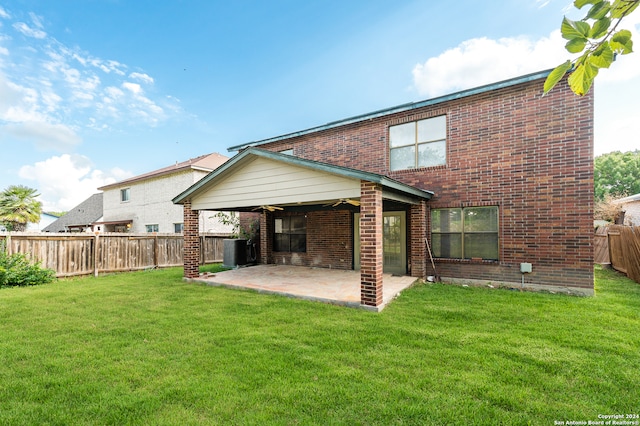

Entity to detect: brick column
[410,200,427,278]
[183,200,200,278]
[259,211,272,265]
[360,181,383,307]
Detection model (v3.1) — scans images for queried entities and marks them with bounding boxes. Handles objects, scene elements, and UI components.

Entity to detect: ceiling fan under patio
[252,205,284,212]
[324,198,361,207]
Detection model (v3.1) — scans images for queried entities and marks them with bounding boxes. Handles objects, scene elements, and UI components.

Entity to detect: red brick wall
[183,200,200,278]
[409,200,427,278]
[259,211,271,265]
[359,182,383,306]
[252,76,594,291]
[268,210,353,269]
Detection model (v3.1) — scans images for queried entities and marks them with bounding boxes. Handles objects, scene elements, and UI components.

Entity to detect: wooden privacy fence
[595,225,640,284]
[594,226,610,264]
[0,232,229,278]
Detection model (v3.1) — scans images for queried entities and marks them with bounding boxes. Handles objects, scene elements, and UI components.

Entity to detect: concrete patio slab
[187,264,419,311]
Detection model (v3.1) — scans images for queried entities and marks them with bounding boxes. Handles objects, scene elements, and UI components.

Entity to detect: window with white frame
[431,206,498,260]
[120,188,130,202]
[146,224,159,233]
[389,115,446,171]
[174,223,184,233]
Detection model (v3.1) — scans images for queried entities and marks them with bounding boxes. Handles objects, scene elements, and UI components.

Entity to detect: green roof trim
[227,69,552,152]
[172,148,433,205]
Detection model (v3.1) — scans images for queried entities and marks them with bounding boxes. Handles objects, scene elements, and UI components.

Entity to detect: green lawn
[0,265,638,425]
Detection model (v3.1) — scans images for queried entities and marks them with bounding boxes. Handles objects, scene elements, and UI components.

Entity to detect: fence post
[94,233,99,277]
[154,233,159,268]
[6,233,11,255]
[199,235,205,265]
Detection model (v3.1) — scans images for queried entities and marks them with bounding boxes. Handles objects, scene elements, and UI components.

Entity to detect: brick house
[174,70,594,308]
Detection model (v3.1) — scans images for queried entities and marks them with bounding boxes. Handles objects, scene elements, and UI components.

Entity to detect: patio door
[354,211,406,275]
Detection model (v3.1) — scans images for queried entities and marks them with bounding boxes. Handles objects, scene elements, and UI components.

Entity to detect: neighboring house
[174,70,594,308]
[615,193,640,226]
[1,213,59,232]
[27,212,61,232]
[98,153,233,234]
[43,193,104,232]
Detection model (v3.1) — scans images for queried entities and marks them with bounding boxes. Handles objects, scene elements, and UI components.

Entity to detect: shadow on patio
[188,264,419,311]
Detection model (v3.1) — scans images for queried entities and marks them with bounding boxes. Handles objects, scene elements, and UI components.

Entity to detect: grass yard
[0,265,638,425]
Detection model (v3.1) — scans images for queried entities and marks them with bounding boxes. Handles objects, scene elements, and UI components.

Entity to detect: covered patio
[173,148,433,311]
[188,264,418,310]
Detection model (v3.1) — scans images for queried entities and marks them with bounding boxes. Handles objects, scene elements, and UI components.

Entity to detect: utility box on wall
[520,263,532,274]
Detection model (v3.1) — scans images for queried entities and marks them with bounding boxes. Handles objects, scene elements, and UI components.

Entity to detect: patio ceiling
[173,148,434,211]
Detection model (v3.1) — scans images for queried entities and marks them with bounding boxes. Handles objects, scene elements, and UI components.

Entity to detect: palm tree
[0,185,42,232]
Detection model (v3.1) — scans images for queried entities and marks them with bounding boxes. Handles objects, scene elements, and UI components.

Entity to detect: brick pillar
[410,200,427,278]
[183,200,200,278]
[259,211,272,265]
[360,181,383,307]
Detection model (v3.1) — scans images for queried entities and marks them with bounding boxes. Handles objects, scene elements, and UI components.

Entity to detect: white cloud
[122,81,142,94]
[412,31,567,97]
[18,154,133,211]
[595,12,640,83]
[2,121,81,151]
[130,72,154,84]
[89,58,126,75]
[0,4,181,159]
[28,12,44,29]
[119,81,165,123]
[411,22,640,156]
[104,86,124,99]
[0,74,46,123]
[13,22,46,39]
[0,6,10,19]
[39,86,62,112]
[590,10,640,155]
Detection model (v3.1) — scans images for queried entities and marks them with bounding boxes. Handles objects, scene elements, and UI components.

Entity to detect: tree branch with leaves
[544,0,638,95]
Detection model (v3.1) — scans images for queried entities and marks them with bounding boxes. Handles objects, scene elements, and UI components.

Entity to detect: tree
[594,150,640,201]
[211,211,259,240]
[595,193,626,222]
[0,185,43,232]
[544,0,638,95]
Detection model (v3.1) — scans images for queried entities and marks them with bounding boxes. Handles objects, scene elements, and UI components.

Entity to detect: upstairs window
[146,224,159,233]
[431,206,498,260]
[274,216,306,252]
[120,188,130,202]
[390,115,446,171]
[174,223,184,233]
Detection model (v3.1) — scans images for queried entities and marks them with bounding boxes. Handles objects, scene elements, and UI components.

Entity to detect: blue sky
[1,0,639,211]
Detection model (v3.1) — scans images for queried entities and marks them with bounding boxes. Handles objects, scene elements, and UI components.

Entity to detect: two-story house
[99,153,233,234]
[174,70,594,308]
